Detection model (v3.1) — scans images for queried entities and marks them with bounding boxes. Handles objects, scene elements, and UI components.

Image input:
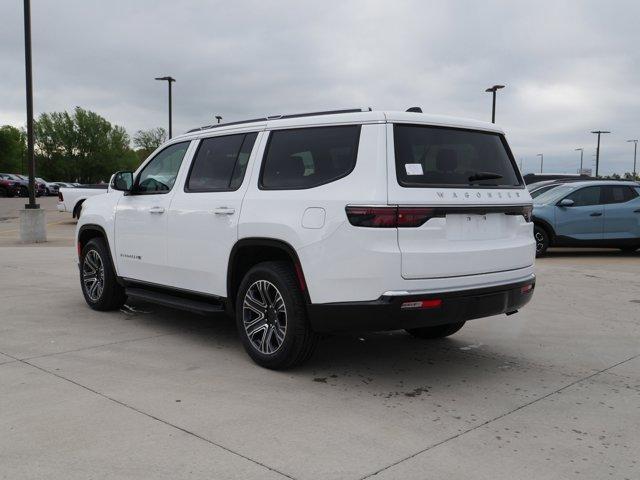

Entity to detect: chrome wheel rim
[242,280,287,355]
[82,249,105,302]
[534,231,546,253]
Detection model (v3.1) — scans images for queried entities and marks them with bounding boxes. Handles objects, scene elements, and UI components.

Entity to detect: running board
[125,287,225,315]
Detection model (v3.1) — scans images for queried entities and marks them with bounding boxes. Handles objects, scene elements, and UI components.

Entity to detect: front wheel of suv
[406,321,466,339]
[235,261,318,369]
[534,225,549,257]
[80,237,127,311]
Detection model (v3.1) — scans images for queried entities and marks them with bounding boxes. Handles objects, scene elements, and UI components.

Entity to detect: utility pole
[155,76,176,138]
[575,148,584,173]
[537,153,544,173]
[485,85,505,123]
[591,130,610,177]
[627,139,638,179]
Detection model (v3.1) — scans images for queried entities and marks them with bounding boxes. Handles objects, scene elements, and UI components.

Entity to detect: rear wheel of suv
[235,261,318,369]
[406,321,465,339]
[534,225,549,257]
[80,238,127,311]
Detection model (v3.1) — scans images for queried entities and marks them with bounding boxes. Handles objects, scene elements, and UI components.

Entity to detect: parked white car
[75,108,536,368]
[57,185,108,218]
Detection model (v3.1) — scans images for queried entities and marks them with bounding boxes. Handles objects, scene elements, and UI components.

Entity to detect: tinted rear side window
[565,186,602,206]
[602,185,638,204]
[260,125,361,189]
[186,132,257,192]
[394,124,522,188]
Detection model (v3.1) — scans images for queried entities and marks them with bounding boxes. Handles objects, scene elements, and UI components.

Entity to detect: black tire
[406,321,466,339]
[80,237,127,311]
[620,245,639,253]
[0,187,8,197]
[534,225,549,257]
[235,261,318,369]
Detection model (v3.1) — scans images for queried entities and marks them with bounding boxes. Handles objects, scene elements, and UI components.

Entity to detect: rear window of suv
[260,125,360,189]
[394,124,522,188]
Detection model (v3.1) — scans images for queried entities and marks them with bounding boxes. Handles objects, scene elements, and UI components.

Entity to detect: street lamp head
[536,153,543,157]
[575,148,583,151]
[485,84,505,92]
[627,139,638,143]
[155,76,176,82]
[591,130,610,134]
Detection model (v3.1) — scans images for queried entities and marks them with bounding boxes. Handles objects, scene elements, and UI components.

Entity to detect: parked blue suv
[532,180,640,255]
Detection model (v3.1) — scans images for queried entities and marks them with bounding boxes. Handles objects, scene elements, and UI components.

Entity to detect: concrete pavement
[0,198,638,479]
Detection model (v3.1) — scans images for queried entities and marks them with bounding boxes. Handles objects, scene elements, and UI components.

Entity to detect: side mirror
[559,198,574,207]
[111,171,134,192]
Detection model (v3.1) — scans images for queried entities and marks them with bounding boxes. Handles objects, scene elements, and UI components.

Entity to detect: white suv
[76,108,536,368]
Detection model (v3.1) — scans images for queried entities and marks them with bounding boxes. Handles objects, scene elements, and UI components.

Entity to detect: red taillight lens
[397,207,435,227]
[346,206,435,228]
[345,206,397,228]
[58,191,64,201]
[401,299,442,310]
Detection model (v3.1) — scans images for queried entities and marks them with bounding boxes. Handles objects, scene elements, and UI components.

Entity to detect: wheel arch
[73,198,87,219]
[77,224,118,276]
[227,238,311,309]
[532,216,555,242]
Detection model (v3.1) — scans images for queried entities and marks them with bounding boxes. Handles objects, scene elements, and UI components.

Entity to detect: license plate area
[446,213,502,240]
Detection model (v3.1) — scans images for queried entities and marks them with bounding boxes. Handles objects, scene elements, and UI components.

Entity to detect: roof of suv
[177,109,503,140]
[555,180,639,187]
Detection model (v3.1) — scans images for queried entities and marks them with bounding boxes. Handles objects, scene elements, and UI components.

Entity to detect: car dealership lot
[0,198,638,479]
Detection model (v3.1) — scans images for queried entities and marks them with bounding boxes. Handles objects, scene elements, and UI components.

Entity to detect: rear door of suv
[386,120,534,280]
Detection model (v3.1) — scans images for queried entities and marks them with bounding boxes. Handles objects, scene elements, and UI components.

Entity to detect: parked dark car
[0,175,21,197]
[16,175,46,196]
[0,173,30,197]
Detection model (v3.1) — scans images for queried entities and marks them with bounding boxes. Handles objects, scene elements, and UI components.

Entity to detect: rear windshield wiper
[468,171,504,183]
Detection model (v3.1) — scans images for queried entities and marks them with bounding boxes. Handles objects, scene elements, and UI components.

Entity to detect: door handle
[589,212,602,217]
[213,207,235,215]
[149,206,165,214]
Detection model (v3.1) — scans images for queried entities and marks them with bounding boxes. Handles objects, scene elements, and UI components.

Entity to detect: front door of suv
[115,141,192,284]
[166,131,261,296]
[555,186,604,241]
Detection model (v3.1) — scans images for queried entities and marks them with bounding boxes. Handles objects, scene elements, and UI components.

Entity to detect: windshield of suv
[394,124,522,188]
[533,184,576,205]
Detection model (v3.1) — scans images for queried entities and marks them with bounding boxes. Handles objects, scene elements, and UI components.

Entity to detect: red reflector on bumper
[401,299,442,310]
[520,284,533,294]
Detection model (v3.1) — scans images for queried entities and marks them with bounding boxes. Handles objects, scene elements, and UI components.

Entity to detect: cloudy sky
[1,0,639,175]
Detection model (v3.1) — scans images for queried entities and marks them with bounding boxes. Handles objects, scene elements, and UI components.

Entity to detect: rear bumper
[307,276,535,333]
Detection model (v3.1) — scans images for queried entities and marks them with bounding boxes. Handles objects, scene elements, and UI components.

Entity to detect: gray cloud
[1,0,639,175]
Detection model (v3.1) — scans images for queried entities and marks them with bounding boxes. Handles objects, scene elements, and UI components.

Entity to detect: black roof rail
[186,107,372,133]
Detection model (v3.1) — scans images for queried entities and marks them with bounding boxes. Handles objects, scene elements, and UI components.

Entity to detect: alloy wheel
[82,249,105,302]
[534,230,546,254]
[242,280,287,355]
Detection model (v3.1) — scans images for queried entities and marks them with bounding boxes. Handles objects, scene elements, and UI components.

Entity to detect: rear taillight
[345,206,434,228]
[58,191,63,201]
[522,205,533,222]
[520,284,534,294]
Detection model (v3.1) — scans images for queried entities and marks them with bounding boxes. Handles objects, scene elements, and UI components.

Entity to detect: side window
[602,185,638,204]
[260,125,361,190]
[564,186,602,206]
[186,132,258,192]
[136,142,190,193]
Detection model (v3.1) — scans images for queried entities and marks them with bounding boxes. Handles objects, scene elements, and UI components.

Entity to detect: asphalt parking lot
[1,197,639,479]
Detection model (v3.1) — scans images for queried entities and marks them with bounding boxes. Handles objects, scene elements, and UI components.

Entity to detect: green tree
[133,127,167,161]
[34,107,139,183]
[0,125,26,173]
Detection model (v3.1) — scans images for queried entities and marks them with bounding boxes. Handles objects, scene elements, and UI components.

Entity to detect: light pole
[575,148,584,173]
[215,115,222,124]
[23,0,37,209]
[485,85,505,123]
[155,76,176,138]
[537,153,544,173]
[627,139,638,179]
[591,130,610,177]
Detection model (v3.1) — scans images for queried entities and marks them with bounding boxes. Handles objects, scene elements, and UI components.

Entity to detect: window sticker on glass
[405,163,423,176]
